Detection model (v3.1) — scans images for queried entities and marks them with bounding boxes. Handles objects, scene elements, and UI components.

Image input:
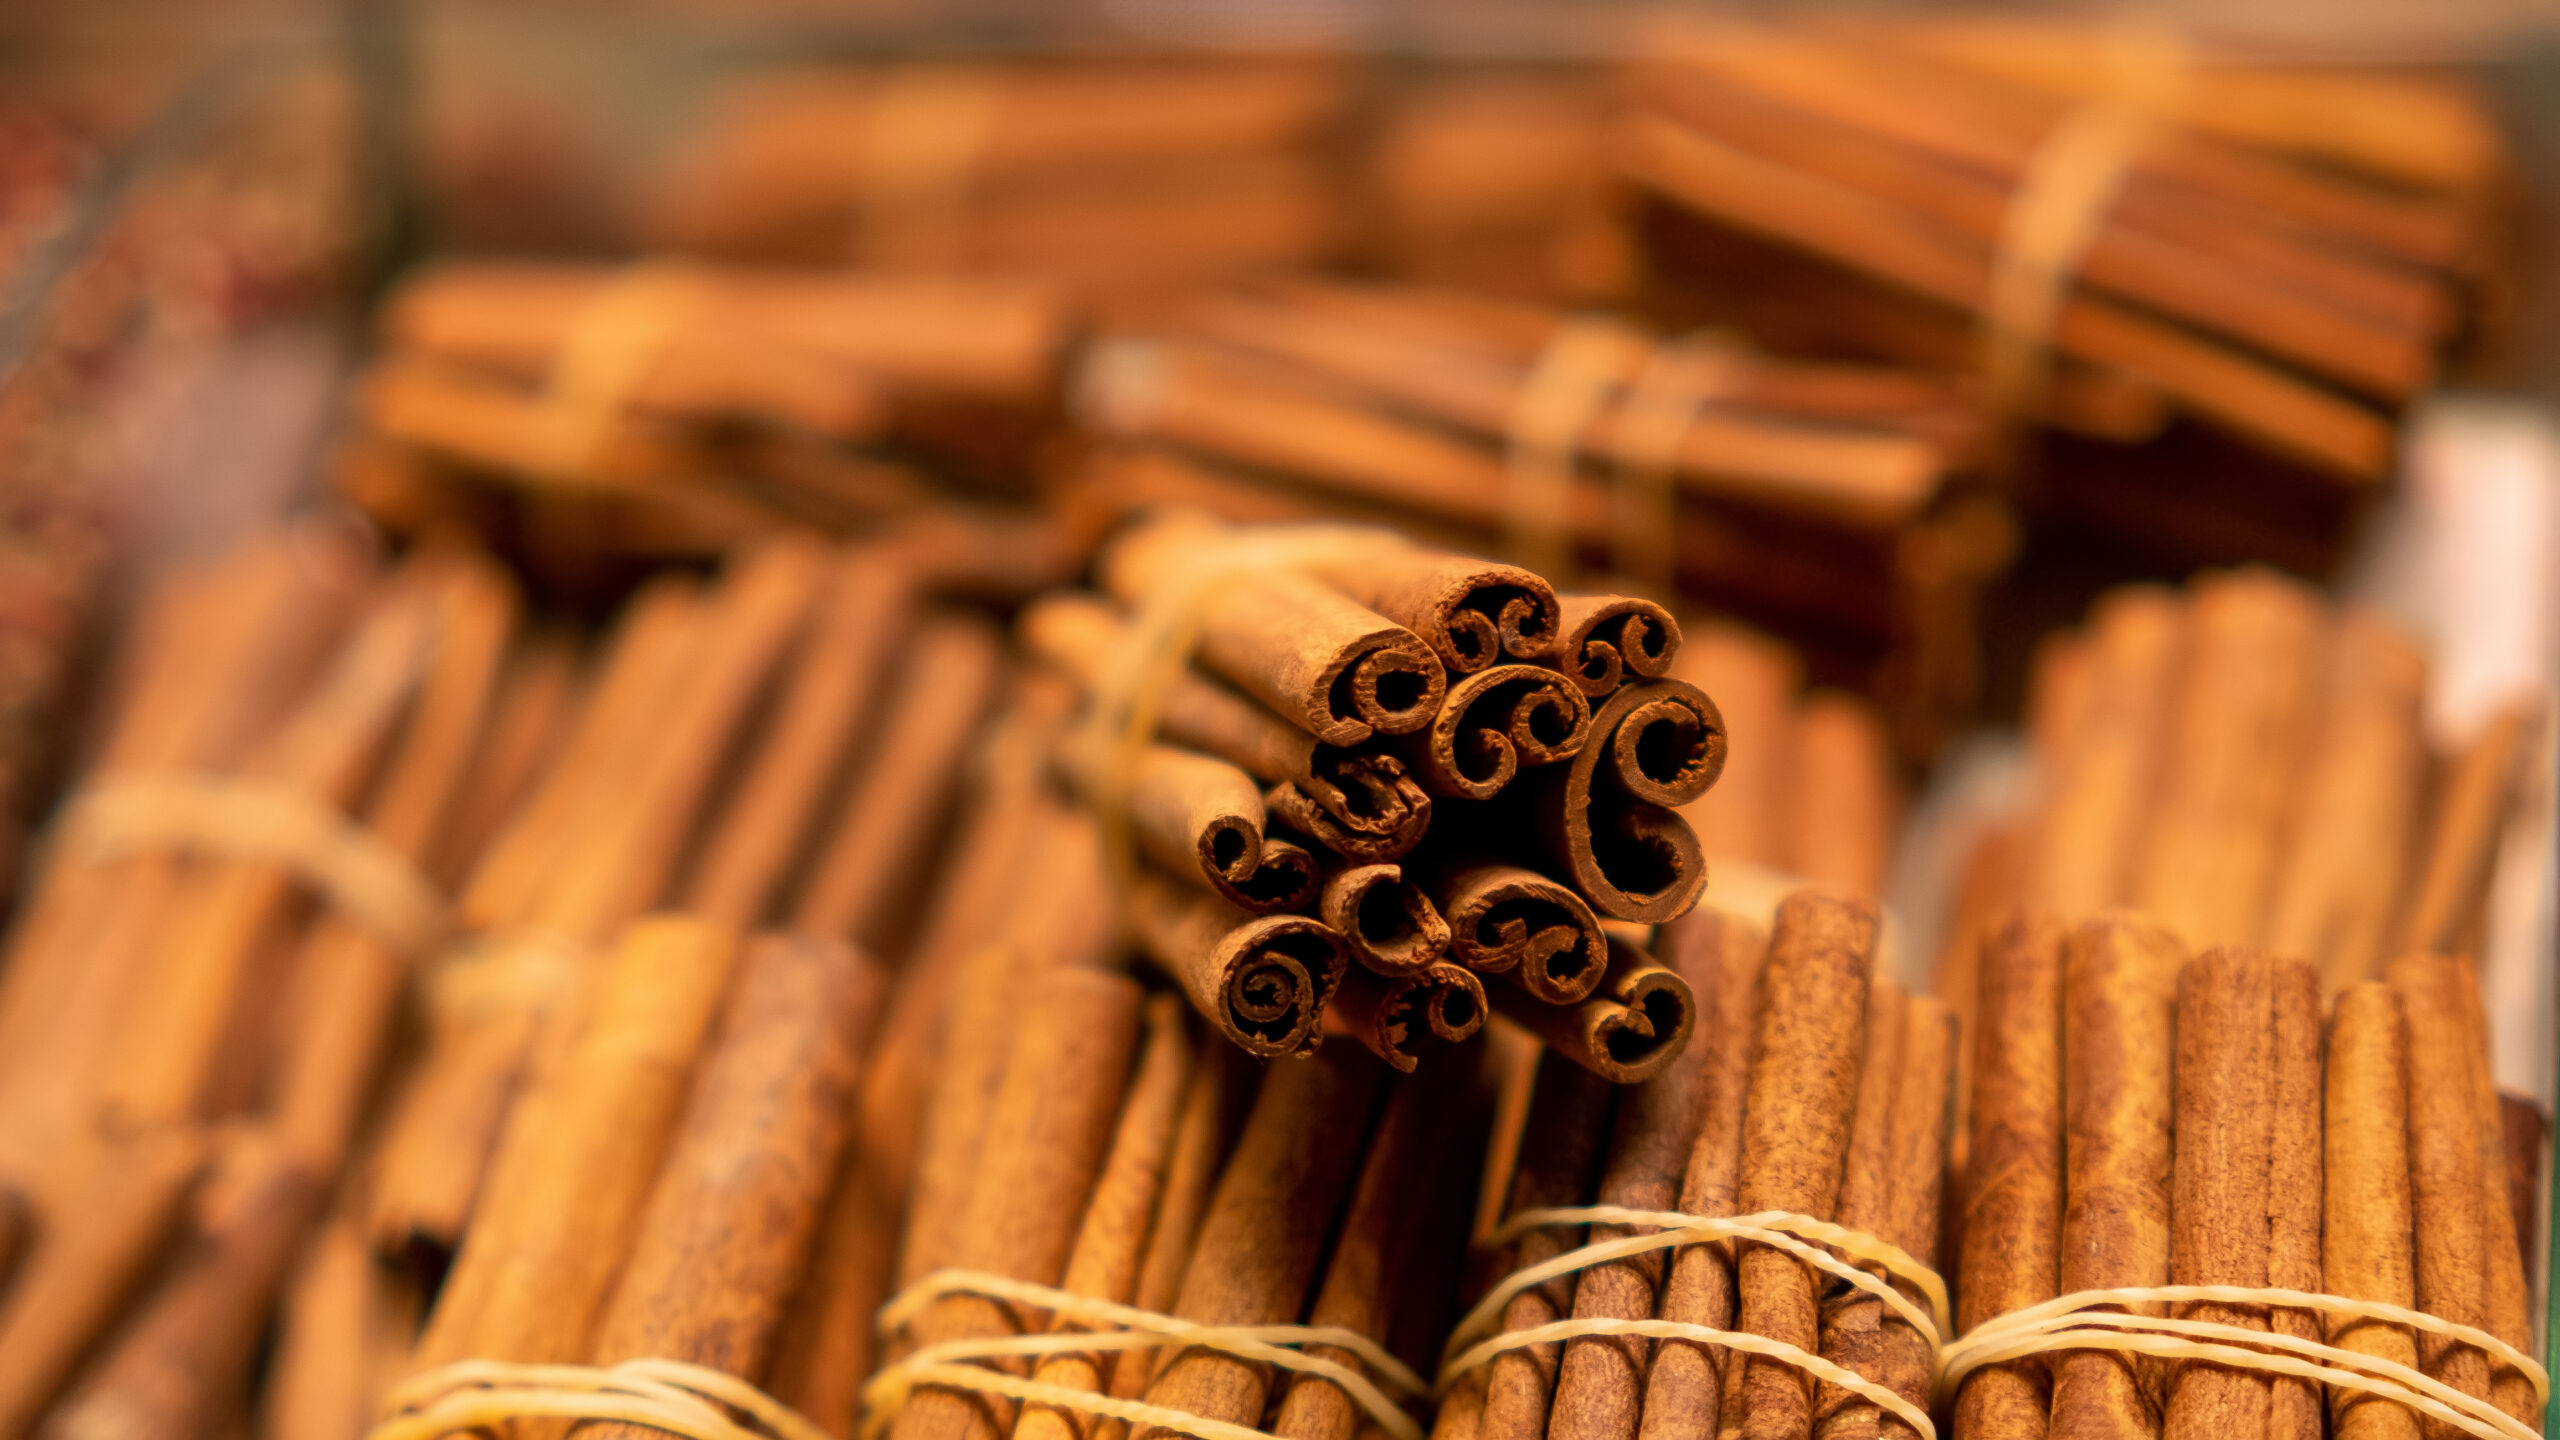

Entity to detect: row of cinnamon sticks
[1958,921,2539,1440]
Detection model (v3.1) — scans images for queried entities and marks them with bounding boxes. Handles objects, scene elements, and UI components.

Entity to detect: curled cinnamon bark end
[1412,664,1594,800]
[1437,862,1609,1003]
[1267,779,1429,864]
[1211,837,1321,915]
[1538,680,1715,924]
[1325,633,1447,743]
[1301,749,1433,843]
[1319,864,1452,977]
[1600,678,1725,808]
[1307,552,1562,677]
[1333,962,1489,1072]
[1132,873,1350,1059]
[1494,929,1698,1085]
[1553,595,1683,698]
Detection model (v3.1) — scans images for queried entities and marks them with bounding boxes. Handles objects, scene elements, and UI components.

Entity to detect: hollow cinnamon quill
[1951,914,2063,1440]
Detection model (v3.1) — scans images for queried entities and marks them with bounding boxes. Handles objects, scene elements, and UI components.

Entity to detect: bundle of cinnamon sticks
[1619,16,2501,510]
[644,58,1353,288]
[1954,924,2542,1440]
[1019,510,1734,1083]
[338,258,1078,584]
[1062,275,2011,755]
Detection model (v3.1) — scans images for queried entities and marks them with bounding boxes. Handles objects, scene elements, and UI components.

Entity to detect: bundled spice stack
[1953,924,2541,1440]
[1021,510,1729,1083]
[1065,277,2011,752]
[339,259,1076,585]
[644,58,1352,287]
[1619,17,2505,562]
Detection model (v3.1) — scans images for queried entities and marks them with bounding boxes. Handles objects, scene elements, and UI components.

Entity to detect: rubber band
[55,772,455,958]
[1508,317,1649,581]
[1070,519,1409,904]
[420,929,588,1020]
[1980,26,2187,436]
[866,1268,1427,1440]
[855,64,1000,269]
[372,1357,831,1440]
[538,262,709,481]
[1607,332,1749,601]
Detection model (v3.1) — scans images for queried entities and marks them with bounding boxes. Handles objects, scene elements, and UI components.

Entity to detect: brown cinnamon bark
[1550,596,1681,699]
[1334,962,1488,1072]
[1268,780,1432,865]
[1717,889,1876,1440]
[267,1215,419,1440]
[1129,871,1349,1057]
[1408,665,1593,801]
[1019,593,1431,848]
[414,916,739,1368]
[1638,907,1770,1440]
[2443,958,2540,1434]
[2263,615,2426,990]
[2387,953,2497,1440]
[2131,572,2324,949]
[1460,1053,1616,1440]
[1300,548,1561,676]
[2323,982,2420,1440]
[2049,913,2186,1440]
[1534,680,1717,924]
[1491,927,1698,1085]
[1952,914,2064,1440]
[1810,981,1908,1440]
[2162,948,2322,1440]
[1072,739,1319,914]
[0,1129,208,1440]
[1546,905,1725,1440]
[1320,864,1452,976]
[2395,705,2533,960]
[1274,1062,1487,1440]
[789,611,1006,947]
[2023,589,2182,917]
[583,936,884,1415]
[2497,1095,2543,1272]
[683,552,917,927]
[1785,695,1896,897]
[1098,513,1446,747]
[889,967,1146,1440]
[1134,1041,1388,1440]
[1013,995,1198,1440]
[1435,862,1608,1003]
[897,942,1033,1299]
[34,1134,319,1440]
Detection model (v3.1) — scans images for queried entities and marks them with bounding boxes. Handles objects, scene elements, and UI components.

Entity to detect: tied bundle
[1618,16,2501,547]
[340,259,1076,587]
[1024,510,1727,1081]
[1064,277,2009,755]
[644,59,1352,286]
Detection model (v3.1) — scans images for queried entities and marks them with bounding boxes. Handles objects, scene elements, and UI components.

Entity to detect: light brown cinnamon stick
[1951,914,2063,1440]
[2388,954,2497,1440]
[2324,982,2420,1440]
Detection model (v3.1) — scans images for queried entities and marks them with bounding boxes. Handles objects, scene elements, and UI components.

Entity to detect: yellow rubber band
[1606,332,1748,601]
[1508,318,1650,581]
[372,1357,831,1440]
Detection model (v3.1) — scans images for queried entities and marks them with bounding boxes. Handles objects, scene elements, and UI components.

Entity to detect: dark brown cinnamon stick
[1320,864,1453,977]
[1490,928,1697,1086]
[1334,962,1488,1072]
[1534,681,1718,924]
[1409,665,1592,801]
[1550,597,1681,699]
[1299,549,1561,676]
[1129,871,1349,1057]
[1436,862,1608,1004]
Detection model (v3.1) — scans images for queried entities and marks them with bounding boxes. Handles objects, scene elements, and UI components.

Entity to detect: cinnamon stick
[1550,597,1681,700]
[1435,862,1608,1004]
[583,935,884,1414]
[1408,665,1592,802]
[2395,705,2533,960]
[1534,680,1719,925]
[2048,913,2186,1440]
[2444,959,2539,1434]
[889,967,1146,1440]
[413,916,739,1368]
[1637,906,1770,1440]
[1134,1041,1388,1440]
[1320,864,1453,976]
[2387,953,2497,1440]
[1951,914,2064,1440]
[2162,948,2322,1440]
[896,942,1032,1299]
[1489,927,1697,1086]
[1717,889,1877,1440]
[1334,962,1488,1073]
[1073,739,1320,914]
[1298,548,1561,676]
[1128,871,1349,1058]
[1786,695,1896,897]
[1013,996,1197,1440]
[2023,590,2183,917]
[2323,982,2420,1440]
[1097,513,1446,748]
[1547,903,1724,1440]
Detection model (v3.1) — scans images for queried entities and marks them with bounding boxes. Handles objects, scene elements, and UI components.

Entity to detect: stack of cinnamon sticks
[337,259,1077,584]
[644,58,1353,288]
[1062,276,2011,754]
[1021,510,1731,1083]
[1955,924,2542,1440]
[1620,17,2503,555]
